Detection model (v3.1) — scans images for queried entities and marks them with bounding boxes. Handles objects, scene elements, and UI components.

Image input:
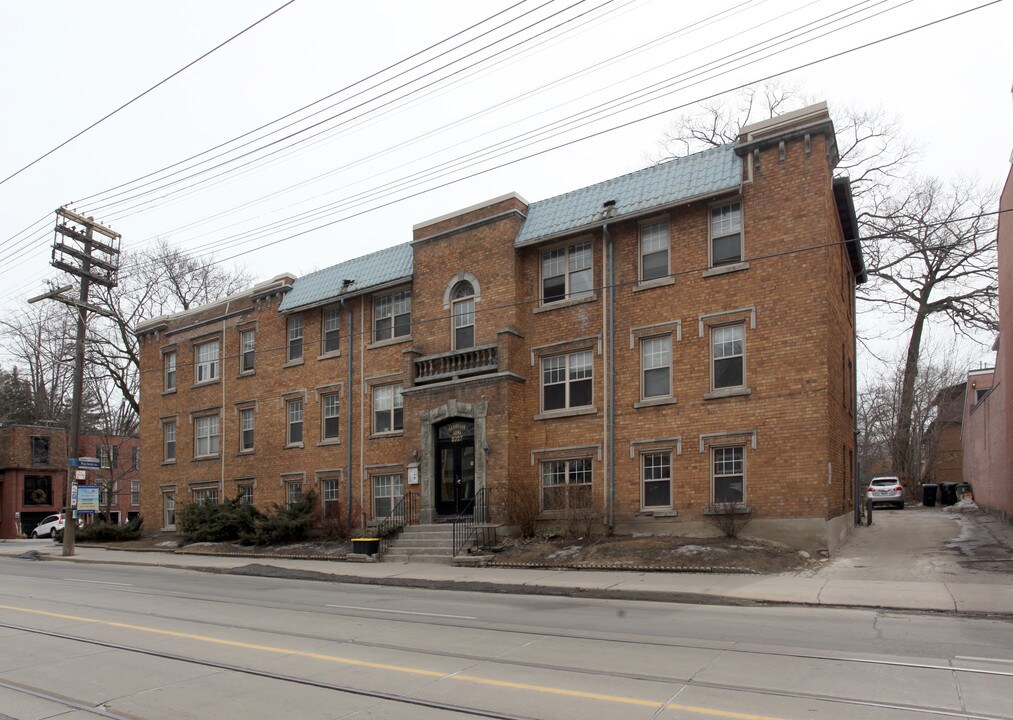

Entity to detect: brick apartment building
[0,425,140,538]
[137,102,865,551]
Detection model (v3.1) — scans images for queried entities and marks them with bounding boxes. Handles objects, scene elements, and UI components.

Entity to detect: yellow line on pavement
[0,603,786,720]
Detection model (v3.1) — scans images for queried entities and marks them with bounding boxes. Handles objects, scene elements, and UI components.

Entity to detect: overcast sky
[0,0,1009,376]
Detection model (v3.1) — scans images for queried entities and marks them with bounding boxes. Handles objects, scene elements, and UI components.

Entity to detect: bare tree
[861,178,997,481]
[88,239,251,418]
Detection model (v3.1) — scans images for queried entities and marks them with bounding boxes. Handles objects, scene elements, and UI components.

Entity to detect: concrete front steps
[382,523,468,564]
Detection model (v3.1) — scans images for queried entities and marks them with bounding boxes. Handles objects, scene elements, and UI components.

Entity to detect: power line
[0,0,299,189]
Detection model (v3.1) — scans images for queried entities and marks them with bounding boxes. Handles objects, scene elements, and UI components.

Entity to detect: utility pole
[29,208,120,556]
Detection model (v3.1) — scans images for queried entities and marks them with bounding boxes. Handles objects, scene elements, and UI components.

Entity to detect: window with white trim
[193,487,218,506]
[542,351,592,412]
[711,323,744,390]
[710,202,742,266]
[286,480,302,507]
[97,445,116,469]
[712,446,745,504]
[164,351,177,391]
[372,473,404,518]
[322,307,340,354]
[195,341,219,383]
[373,383,403,433]
[163,422,176,462]
[162,492,175,529]
[641,336,672,399]
[451,281,475,350]
[374,290,411,341]
[237,484,253,505]
[321,393,340,440]
[641,452,672,509]
[286,398,303,445]
[640,220,669,281]
[240,330,255,372]
[541,458,592,512]
[541,241,592,303]
[287,316,304,362]
[322,477,340,502]
[194,415,220,458]
[239,408,255,451]
[130,480,140,506]
[132,447,140,470]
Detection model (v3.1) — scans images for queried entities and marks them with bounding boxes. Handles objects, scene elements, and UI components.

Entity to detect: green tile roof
[515,144,741,246]
[279,242,413,313]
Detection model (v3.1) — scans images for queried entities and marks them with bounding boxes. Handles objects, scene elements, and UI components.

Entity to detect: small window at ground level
[541,458,592,512]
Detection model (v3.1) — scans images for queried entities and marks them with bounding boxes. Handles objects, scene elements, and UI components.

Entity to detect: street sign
[74,470,87,480]
[77,485,99,514]
[76,457,101,469]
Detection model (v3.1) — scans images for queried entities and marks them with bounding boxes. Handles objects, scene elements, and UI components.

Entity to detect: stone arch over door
[419,398,488,523]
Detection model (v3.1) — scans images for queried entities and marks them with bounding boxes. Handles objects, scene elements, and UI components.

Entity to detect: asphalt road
[1,558,1011,720]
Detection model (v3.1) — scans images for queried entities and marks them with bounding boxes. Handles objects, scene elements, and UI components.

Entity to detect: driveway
[813,504,1013,583]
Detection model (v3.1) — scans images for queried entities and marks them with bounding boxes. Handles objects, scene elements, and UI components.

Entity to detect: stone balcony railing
[414,343,499,385]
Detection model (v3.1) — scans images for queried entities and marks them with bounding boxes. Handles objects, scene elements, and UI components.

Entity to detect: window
[195,341,219,383]
[98,445,116,469]
[31,436,50,465]
[711,324,744,390]
[374,290,411,341]
[99,482,116,507]
[240,330,255,373]
[712,446,745,504]
[131,480,140,506]
[164,351,177,391]
[286,481,303,507]
[711,202,742,266]
[322,307,340,354]
[372,473,404,518]
[193,488,218,506]
[240,408,255,451]
[287,399,303,445]
[451,281,475,349]
[642,452,672,508]
[541,459,591,512]
[322,394,340,441]
[164,422,177,462]
[373,383,403,433]
[237,484,254,505]
[641,336,672,399]
[640,220,669,281]
[287,316,304,362]
[132,447,140,470]
[541,241,592,303]
[194,415,220,458]
[975,388,988,403]
[322,477,340,502]
[163,492,176,529]
[24,475,52,506]
[542,351,592,412]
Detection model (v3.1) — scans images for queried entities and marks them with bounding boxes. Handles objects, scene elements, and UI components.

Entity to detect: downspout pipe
[341,297,354,532]
[852,283,862,526]
[602,202,616,532]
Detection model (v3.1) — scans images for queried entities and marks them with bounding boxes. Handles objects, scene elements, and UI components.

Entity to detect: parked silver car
[866,476,905,509]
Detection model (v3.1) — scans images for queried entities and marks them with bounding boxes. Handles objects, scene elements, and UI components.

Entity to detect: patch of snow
[547,546,583,560]
[944,499,980,514]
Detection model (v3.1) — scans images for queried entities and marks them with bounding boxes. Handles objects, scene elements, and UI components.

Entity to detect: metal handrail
[377,492,419,555]
[451,488,486,558]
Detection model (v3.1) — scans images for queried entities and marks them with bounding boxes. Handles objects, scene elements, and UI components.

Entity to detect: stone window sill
[191,379,220,389]
[317,351,342,360]
[162,388,177,396]
[317,439,341,447]
[632,277,675,293]
[702,261,750,278]
[370,431,404,439]
[237,370,255,378]
[368,336,412,350]
[284,442,304,450]
[161,460,176,466]
[191,455,220,462]
[237,449,254,456]
[636,509,678,517]
[534,405,598,421]
[634,396,677,409]
[283,358,305,368]
[533,293,597,314]
[704,387,751,400]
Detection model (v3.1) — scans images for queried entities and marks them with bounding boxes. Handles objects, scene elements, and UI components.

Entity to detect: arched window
[451,281,475,349]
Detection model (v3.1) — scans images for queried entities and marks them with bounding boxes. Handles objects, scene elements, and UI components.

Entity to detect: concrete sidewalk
[3,538,1011,616]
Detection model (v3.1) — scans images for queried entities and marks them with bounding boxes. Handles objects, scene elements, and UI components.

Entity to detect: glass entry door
[435,419,475,516]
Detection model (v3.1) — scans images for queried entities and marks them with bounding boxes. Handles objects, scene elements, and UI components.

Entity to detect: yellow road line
[0,603,786,720]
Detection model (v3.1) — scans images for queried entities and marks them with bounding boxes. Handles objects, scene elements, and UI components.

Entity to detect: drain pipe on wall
[341,296,353,532]
[602,200,616,532]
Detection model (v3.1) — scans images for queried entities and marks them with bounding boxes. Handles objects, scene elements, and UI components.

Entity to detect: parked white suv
[31,513,81,538]
[866,476,905,509]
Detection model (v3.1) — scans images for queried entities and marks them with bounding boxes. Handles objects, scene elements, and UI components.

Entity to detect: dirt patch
[486,534,816,573]
[80,532,352,559]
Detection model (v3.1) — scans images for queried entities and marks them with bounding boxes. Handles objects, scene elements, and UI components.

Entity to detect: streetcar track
[0,677,135,720]
[2,619,1011,720]
[2,575,1012,683]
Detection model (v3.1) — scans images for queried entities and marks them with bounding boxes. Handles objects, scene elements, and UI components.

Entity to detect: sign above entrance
[438,421,474,443]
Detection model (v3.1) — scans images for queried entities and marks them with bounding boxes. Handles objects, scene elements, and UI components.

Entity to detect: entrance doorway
[434,419,475,516]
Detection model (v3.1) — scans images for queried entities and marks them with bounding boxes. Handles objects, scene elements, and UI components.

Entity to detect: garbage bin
[955,482,972,500]
[938,482,958,506]
[922,483,938,507]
